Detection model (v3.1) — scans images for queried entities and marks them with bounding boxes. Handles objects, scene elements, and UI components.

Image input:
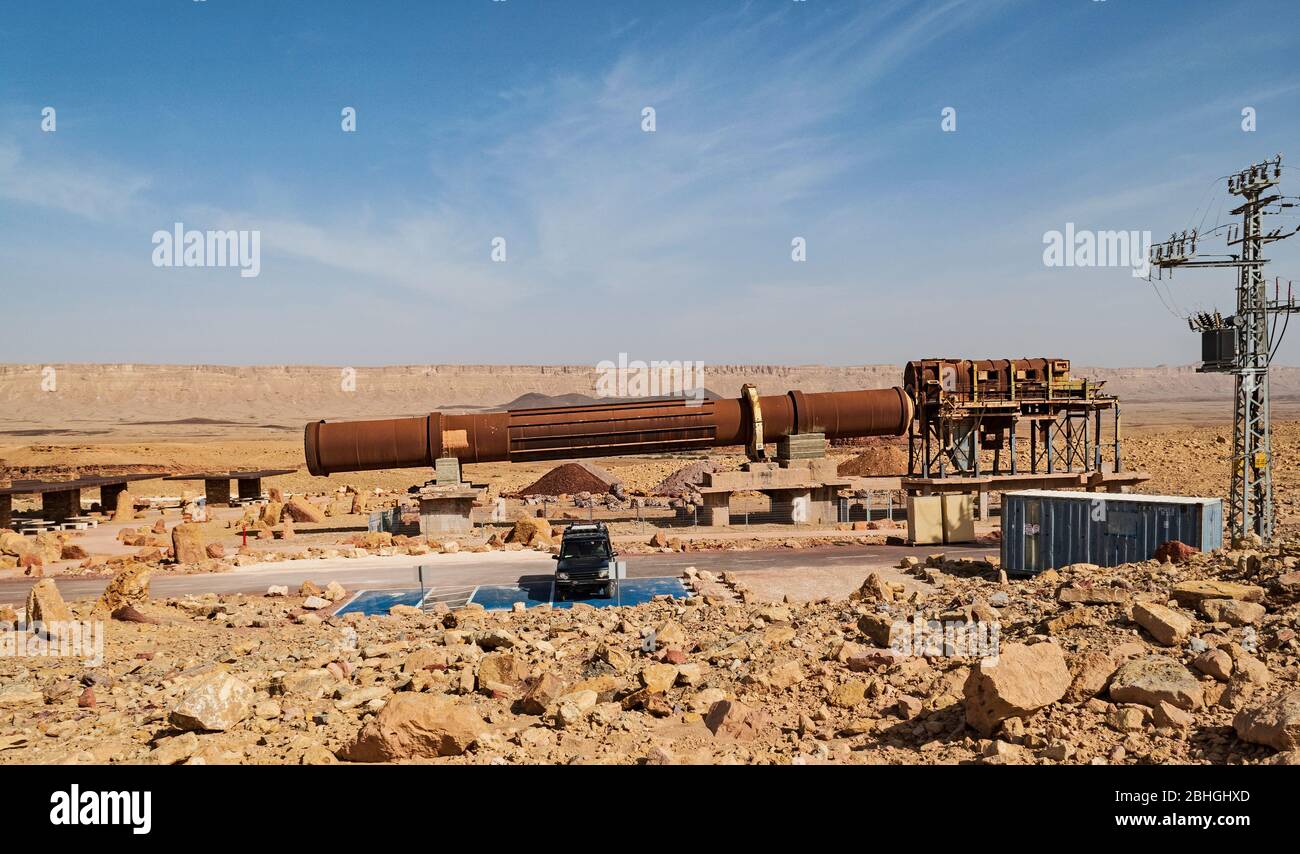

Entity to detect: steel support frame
[911,407,1111,479]
[1148,159,1291,541]
[1231,180,1274,541]
[1030,411,1092,474]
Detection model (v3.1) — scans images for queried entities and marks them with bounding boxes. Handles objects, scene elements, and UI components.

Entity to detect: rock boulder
[340,694,486,761]
[962,642,1071,735]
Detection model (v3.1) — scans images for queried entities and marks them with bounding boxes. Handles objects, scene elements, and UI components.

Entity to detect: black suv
[553,522,617,598]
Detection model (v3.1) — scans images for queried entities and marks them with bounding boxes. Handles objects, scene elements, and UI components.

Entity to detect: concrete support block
[42,489,81,521]
[707,457,842,490]
[435,457,462,486]
[701,490,731,527]
[99,482,127,515]
[0,494,11,530]
[205,478,232,507]
[237,478,263,500]
[776,432,827,464]
[419,495,475,536]
[810,485,837,525]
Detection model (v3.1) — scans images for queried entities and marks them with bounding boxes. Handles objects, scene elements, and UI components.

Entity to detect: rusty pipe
[304,386,913,476]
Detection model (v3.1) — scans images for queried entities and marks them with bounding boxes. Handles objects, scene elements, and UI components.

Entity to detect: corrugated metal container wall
[1001,491,1223,576]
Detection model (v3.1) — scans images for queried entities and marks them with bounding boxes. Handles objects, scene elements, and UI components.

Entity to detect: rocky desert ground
[3,526,1298,766]
[2,363,1299,766]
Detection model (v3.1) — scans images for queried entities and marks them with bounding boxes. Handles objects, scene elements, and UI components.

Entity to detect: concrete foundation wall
[705,458,841,490]
[419,496,476,536]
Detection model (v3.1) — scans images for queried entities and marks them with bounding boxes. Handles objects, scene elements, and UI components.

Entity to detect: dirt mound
[501,392,602,410]
[652,460,715,496]
[836,443,908,477]
[519,462,619,497]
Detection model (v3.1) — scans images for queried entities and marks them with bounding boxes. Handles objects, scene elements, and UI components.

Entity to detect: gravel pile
[652,460,715,496]
[518,462,619,497]
[837,444,908,477]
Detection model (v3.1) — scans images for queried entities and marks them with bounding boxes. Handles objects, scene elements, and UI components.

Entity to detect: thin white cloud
[0,136,151,222]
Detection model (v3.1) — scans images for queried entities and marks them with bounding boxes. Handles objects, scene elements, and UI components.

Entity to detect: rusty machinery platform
[902,358,1148,517]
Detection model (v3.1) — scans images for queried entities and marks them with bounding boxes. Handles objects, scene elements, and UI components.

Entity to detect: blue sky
[1,0,1298,366]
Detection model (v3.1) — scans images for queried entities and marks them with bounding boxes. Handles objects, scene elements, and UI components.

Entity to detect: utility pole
[1149,155,1300,543]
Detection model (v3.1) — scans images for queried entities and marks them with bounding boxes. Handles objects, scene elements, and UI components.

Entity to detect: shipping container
[1000,490,1223,576]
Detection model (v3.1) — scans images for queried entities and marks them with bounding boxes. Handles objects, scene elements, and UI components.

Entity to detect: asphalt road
[0,542,995,603]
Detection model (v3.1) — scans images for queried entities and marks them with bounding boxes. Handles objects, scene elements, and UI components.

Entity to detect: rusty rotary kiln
[303,358,1117,481]
[305,387,913,474]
